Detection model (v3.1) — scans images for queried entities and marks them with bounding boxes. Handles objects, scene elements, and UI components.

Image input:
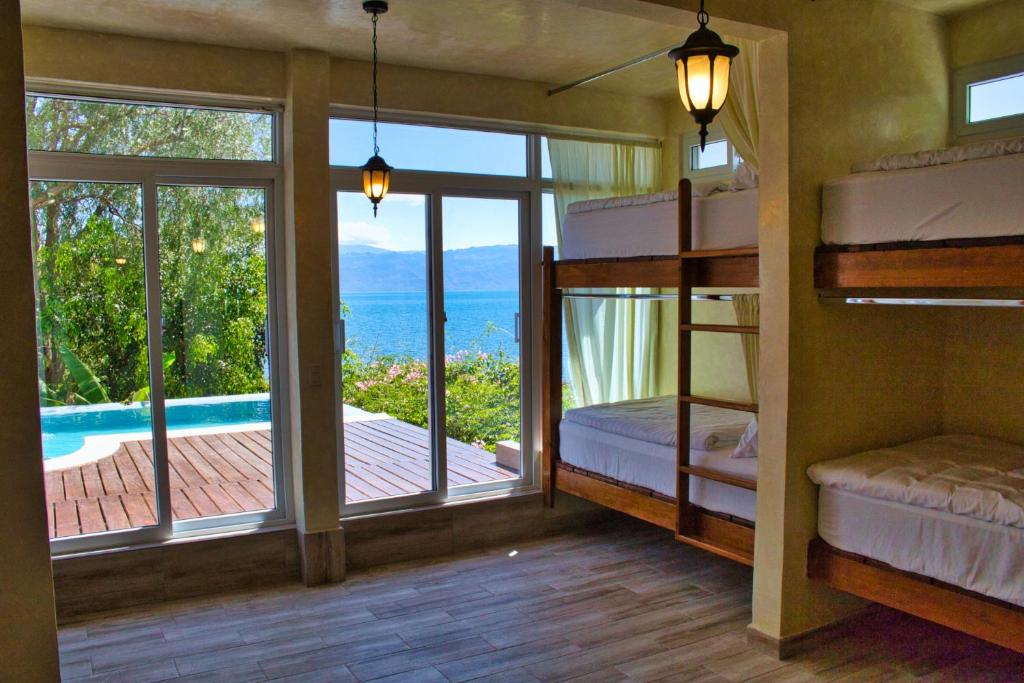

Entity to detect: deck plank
[44,416,509,537]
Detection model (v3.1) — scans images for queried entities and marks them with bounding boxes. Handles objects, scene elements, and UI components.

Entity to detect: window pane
[31,181,161,538]
[541,136,553,179]
[442,197,522,487]
[337,191,436,503]
[158,185,276,522]
[26,95,273,161]
[690,139,729,170]
[968,72,1024,123]
[330,119,527,176]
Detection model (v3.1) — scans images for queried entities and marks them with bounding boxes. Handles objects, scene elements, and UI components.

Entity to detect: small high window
[953,54,1024,140]
[682,128,740,182]
[967,71,1024,124]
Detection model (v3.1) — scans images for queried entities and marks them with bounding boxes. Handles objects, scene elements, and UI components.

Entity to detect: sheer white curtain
[548,138,663,406]
[718,37,760,171]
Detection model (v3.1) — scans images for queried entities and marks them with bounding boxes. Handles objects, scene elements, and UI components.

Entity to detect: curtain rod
[562,293,737,301]
[548,44,678,96]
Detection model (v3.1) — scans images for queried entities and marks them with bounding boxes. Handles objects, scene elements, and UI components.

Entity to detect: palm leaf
[59,345,110,404]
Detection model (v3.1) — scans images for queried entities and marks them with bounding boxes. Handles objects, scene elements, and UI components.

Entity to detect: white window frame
[26,87,291,555]
[953,53,1024,143]
[328,110,655,518]
[681,127,738,183]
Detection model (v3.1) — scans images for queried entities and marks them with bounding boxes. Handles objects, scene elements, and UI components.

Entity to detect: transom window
[26,95,274,161]
[968,71,1024,124]
[329,119,528,176]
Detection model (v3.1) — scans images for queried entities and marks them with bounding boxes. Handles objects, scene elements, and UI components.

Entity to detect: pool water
[40,394,271,459]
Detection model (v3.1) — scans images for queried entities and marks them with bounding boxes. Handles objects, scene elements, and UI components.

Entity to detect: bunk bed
[808,137,1024,654]
[541,177,760,565]
[814,137,1024,289]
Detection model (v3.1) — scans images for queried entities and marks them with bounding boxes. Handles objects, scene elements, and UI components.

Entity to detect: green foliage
[342,350,520,453]
[58,345,111,404]
[29,97,270,406]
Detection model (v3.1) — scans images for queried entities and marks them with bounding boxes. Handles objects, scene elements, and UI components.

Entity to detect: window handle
[514,312,521,344]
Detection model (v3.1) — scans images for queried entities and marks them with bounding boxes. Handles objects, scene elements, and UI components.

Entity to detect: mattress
[821,153,1024,245]
[558,420,757,522]
[819,486,1024,608]
[560,189,758,260]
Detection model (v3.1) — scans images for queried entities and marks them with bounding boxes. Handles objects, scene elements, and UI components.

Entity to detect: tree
[28,96,272,405]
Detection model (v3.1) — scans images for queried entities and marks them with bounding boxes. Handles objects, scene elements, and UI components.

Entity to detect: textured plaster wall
[945,0,1024,69]
[0,3,61,679]
[941,1,1024,448]
[650,0,950,639]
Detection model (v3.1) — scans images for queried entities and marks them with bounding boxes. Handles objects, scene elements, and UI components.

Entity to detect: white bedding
[558,402,757,521]
[807,434,1024,529]
[562,396,749,450]
[561,189,758,259]
[820,486,1024,608]
[821,153,1024,245]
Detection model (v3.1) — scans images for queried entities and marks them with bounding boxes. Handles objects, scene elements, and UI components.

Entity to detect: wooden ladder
[675,178,758,565]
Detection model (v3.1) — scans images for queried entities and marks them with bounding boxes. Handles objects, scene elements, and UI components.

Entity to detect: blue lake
[342,290,521,360]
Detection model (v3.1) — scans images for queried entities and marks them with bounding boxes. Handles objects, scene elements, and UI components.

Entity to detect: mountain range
[339,244,519,292]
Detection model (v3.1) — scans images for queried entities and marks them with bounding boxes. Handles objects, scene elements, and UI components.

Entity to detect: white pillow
[731,417,758,459]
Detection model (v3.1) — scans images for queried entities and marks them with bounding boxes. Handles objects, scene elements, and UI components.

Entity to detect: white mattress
[559,420,757,522]
[561,189,758,259]
[820,486,1024,608]
[821,153,1024,245]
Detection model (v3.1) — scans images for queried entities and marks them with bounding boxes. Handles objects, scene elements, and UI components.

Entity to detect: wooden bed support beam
[808,538,1024,655]
[814,242,1024,289]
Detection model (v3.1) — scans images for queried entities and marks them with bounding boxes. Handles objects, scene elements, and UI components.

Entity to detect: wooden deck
[45,418,515,538]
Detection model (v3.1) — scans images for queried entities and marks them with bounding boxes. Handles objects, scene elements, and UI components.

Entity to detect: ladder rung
[675,533,754,566]
[679,465,757,491]
[681,323,758,334]
[680,395,758,413]
[679,247,759,259]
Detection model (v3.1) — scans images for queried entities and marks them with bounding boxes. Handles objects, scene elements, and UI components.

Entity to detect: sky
[332,119,557,253]
[969,72,1024,123]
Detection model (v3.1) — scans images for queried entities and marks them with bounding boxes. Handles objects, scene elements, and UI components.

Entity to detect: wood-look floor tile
[57,520,1024,683]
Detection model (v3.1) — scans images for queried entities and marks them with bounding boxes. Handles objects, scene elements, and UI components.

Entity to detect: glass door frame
[28,151,290,554]
[330,168,537,516]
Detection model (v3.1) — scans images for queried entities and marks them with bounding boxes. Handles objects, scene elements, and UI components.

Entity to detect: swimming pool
[40,394,272,460]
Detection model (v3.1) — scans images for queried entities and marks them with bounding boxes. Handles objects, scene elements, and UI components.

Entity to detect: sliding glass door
[32,180,163,540]
[29,174,282,550]
[157,184,277,525]
[441,196,523,490]
[337,191,437,504]
[334,187,529,511]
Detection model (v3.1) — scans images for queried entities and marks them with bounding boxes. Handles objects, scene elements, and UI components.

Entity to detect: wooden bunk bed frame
[808,539,1024,654]
[811,230,1024,653]
[541,178,760,565]
[815,236,1024,289]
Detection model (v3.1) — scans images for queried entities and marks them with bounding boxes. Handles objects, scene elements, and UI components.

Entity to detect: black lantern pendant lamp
[668,0,739,150]
[361,0,392,216]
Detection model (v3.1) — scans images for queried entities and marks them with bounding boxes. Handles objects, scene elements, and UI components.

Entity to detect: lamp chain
[372,12,380,156]
[698,0,708,27]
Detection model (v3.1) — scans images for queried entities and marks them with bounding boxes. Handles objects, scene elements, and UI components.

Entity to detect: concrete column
[284,49,345,584]
[0,2,61,679]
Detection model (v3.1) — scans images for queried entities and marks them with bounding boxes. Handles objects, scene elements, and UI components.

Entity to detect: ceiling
[19,0,713,99]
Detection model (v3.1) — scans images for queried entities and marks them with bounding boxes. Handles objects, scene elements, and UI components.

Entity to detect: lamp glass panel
[676,62,693,111]
[684,55,712,110]
[711,56,732,110]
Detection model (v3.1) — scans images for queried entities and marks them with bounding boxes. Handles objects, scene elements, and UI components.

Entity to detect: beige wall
[0,3,61,680]
[649,0,951,639]
[939,1,1024,449]
[946,0,1024,69]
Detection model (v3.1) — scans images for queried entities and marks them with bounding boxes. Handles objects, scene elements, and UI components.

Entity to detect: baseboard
[746,605,878,660]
